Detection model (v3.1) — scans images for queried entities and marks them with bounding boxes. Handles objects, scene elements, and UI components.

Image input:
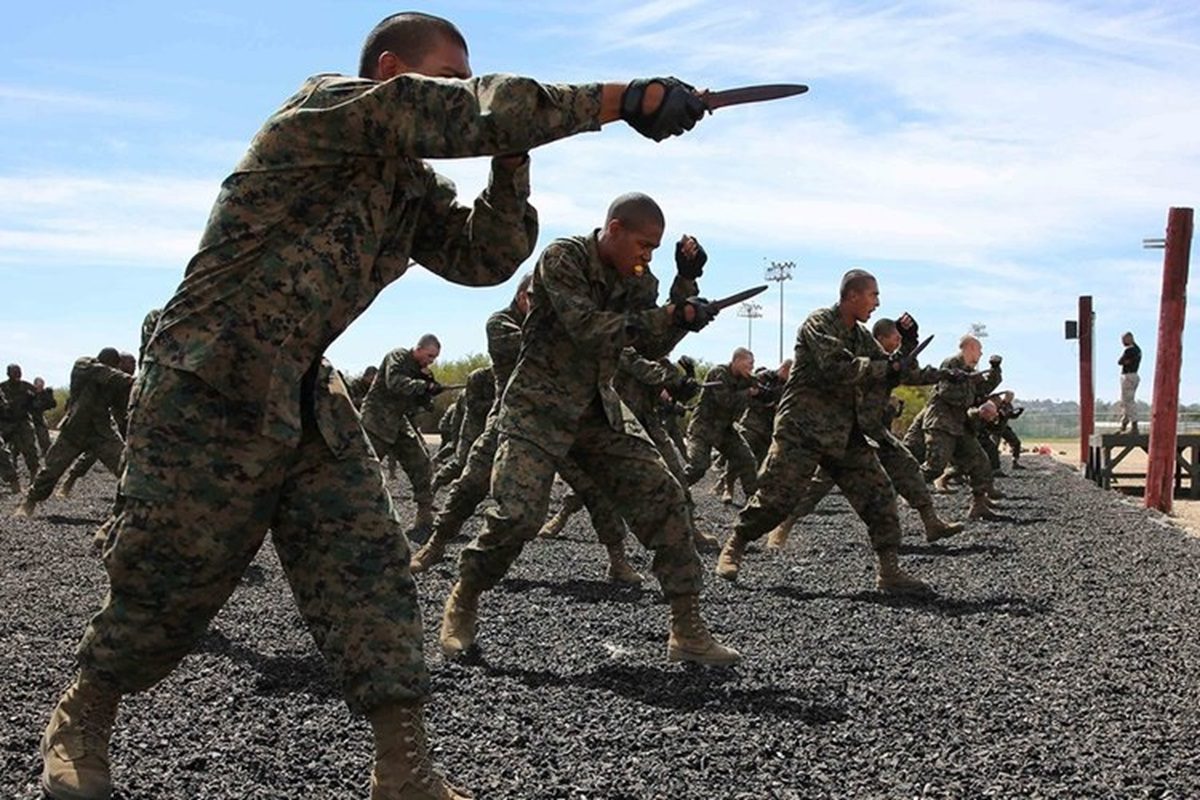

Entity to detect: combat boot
[58,474,79,498]
[931,474,957,494]
[988,485,1007,500]
[12,498,36,517]
[537,506,571,539]
[719,480,735,505]
[369,702,472,800]
[605,543,643,584]
[5,477,19,495]
[714,533,748,581]
[41,673,121,800]
[691,524,721,553]
[666,594,741,666]
[765,514,797,550]
[410,529,452,574]
[876,548,933,596]
[918,505,964,543]
[968,492,1002,521]
[439,582,480,658]
[1011,458,1025,470]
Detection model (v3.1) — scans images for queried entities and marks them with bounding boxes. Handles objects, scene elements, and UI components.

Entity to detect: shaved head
[605,192,665,234]
[359,12,468,78]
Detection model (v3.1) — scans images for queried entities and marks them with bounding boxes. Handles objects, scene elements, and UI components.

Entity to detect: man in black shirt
[1118,332,1142,434]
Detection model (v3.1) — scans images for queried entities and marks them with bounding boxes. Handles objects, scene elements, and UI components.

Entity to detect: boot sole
[668,646,742,666]
[41,774,112,800]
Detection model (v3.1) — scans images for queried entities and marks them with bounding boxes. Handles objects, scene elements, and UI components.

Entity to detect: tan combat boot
[369,702,472,800]
[719,479,735,505]
[931,474,957,494]
[714,533,748,581]
[691,522,721,553]
[876,548,933,596]
[439,582,480,658]
[605,543,643,585]
[918,506,965,543]
[666,594,741,666]
[410,529,452,574]
[968,492,1002,521]
[13,497,36,518]
[41,673,121,800]
[57,475,79,499]
[537,506,571,539]
[765,514,797,550]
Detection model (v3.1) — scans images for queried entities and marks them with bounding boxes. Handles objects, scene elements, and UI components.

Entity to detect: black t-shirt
[1120,344,1142,374]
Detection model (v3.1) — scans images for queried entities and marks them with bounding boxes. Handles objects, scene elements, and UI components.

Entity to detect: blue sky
[2,1,1198,402]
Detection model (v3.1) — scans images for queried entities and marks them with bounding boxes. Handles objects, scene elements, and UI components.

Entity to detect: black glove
[897,312,919,348]
[677,355,697,378]
[674,237,708,280]
[621,78,707,142]
[425,381,445,397]
[755,383,781,405]
[989,354,1003,367]
[673,297,717,332]
[1011,407,1025,419]
[673,375,701,402]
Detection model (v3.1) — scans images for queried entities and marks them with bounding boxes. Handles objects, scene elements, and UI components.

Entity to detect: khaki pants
[1120,373,1140,430]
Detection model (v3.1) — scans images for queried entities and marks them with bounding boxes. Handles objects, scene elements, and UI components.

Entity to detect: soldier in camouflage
[430,387,467,469]
[1,363,42,483]
[764,317,966,549]
[0,389,18,492]
[410,276,644,584]
[31,377,57,457]
[917,335,1005,520]
[55,353,137,499]
[439,193,740,667]
[15,349,133,516]
[38,12,716,800]
[360,335,443,530]
[714,360,789,502]
[430,366,494,492]
[348,365,379,409]
[715,271,934,595]
[683,349,761,503]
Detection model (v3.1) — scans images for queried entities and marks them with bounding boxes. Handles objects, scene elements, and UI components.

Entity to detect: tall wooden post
[1146,207,1193,513]
[1078,296,1094,464]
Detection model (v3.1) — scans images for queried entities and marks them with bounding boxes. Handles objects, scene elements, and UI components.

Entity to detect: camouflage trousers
[77,365,428,713]
[998,424,1022,463]
[33,419,51,457]
[458,411,701,598]
[684,423,759,495]
[367,424,433,507]
[741,424,772,466]
[65,450,102,483]
[1,419,40,478]
[0,438,17,486]
[436,415,626,547]
[27,429,123,503]
[979,429,1002,471]
[788,433,933,520]
[919,427,994,492]
[734,420,902,552]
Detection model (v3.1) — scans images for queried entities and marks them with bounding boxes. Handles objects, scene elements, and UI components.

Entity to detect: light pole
[764,260,795,362]
[737,301,763,349]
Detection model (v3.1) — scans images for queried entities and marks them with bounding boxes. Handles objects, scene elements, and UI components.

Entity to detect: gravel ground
[3,455,1199,799]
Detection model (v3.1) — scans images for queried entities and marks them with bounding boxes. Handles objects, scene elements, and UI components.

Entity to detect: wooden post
[1079,296,1094,464]
[1146,207,1193,513]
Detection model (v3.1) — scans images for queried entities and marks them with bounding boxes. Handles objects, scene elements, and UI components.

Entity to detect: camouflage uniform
[347,372,375,410]
[359,347,437,511]
[731,305,904,553]
[0,392,17,489]
[25,358,133,503]
[919,355,1001,492]
[683,364,759,495]
[0,377,42,478]
[31,385,57,456]
[780,359,944,522]
[432,366,494,490]
[431,394,466,467]
[456,232,701,598]
[70,70,608,712]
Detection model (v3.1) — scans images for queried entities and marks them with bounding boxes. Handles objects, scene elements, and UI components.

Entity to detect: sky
[2,0,1198,402]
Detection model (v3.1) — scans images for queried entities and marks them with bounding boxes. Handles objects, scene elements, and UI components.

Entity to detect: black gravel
[3,456,1199,799]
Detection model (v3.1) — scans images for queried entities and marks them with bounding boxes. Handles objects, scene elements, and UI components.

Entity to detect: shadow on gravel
[196,631,336,699]
[899,542,1016,557]
[479,661,848,724]
[499,578,646,604]
[766,585,1049,618]
[44,514,105,527]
